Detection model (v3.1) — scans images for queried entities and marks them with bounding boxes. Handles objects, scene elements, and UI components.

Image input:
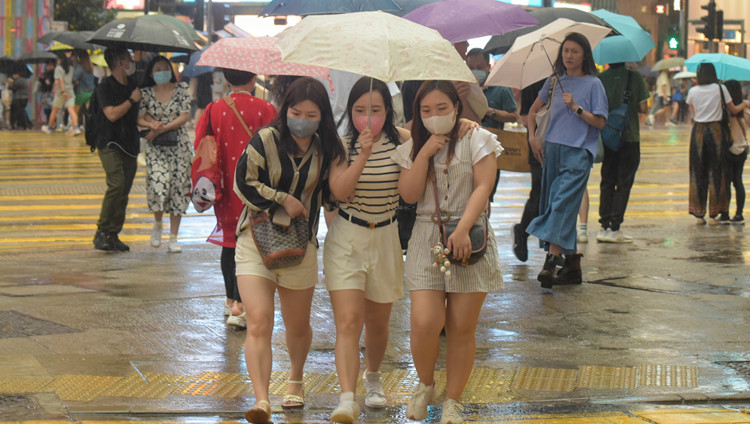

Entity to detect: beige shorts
[235,229,318,290]
[323,215,404,303]
[52,92,74,109]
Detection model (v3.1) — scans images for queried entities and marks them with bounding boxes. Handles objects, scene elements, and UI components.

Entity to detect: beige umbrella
[485,18,612,89]
[275,11,476,83]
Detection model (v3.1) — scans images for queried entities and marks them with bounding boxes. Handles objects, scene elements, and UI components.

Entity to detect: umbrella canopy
[591,9,655,64]
[87,14,201,53]
[673,70,696,80]
[685,53,750,81]
[389,0,440,16]
[38,31,97,50]
[0,56,16,74]
[484,7,614,55]
[261,0,401,16]
[402,0,538,43]
[181,47,214,79]
[485,18,612,89]
[651,57,685,72]
[276,11,475,83]
[197,36,331,82]
[18,50,58,64]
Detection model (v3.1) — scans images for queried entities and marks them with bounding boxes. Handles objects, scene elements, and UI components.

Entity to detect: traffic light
[697,1,716,40]
[667,27,679,50]
[715,10,724,41]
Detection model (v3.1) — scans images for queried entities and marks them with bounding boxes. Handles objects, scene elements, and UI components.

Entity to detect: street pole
[679,0,687,57]
[206,0,213,41]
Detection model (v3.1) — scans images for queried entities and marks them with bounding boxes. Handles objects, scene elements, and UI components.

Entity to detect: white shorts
[235,229,318,290]
[52,92,74,109]
[323,215,404,303]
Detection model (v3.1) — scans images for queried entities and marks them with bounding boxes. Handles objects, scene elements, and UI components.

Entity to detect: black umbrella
[18,50,58,64]
[390,0,439,16]
[0,56,16,74]
[261,0,402,16]
[12,62,32,78]
[87,15,201,53]
[38,31,98,51]
[484,7,616,55]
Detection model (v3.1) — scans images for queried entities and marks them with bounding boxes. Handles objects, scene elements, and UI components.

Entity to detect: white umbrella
[673,70,696,80]
[275,11,476,83]
[485,18,612,89]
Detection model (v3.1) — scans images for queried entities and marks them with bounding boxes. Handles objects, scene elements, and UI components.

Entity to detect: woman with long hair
[526,32,609,288]
[723,79,748,224]
[393,80,502,424]
[43,56,78,134]
[137,55,192,253]
[686,65,748,224]
[234,77,347,423]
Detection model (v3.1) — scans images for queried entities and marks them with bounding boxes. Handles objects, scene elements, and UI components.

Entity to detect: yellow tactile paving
[511,366,578,392]
[632,409,750,424]
[463,367,515,403]
[637,364,698,387]
[0,376,54,393]
[45,374,123,402]
[175,371,248,397]
[98,373,183,399]
[577,365,638,389]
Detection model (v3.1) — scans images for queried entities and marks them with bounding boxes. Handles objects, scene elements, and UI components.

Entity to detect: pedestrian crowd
[8,21,748,424]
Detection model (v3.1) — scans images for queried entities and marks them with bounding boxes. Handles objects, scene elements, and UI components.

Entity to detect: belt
[338,209,396,229]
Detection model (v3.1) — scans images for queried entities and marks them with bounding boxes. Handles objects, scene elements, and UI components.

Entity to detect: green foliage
[55,0,118,31]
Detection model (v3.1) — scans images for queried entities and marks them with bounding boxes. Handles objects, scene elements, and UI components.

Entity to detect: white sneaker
[225,312,246,329]
[665,121,676,127]
[168,235,182,253]
[609,230,633,243]
[596,228,611,242]
[645,115,654,126]
[363,370,386,408]
[331,399,359,423]
[440,398,464,424]
[42,125,52,134]
[577,229,588,243]
[150,222,162,247]
[406,382,435,421]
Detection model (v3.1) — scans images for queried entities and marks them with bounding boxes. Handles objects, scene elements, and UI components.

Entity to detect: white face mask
[125,61,136,76]
[422,110,456,135]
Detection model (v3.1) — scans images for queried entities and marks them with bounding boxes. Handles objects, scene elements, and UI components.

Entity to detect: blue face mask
[471,69,487,86]
[287,115,320,138]
[153,71,171,85]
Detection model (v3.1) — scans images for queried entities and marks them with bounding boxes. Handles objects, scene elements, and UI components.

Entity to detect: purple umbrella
[403,0,538,43]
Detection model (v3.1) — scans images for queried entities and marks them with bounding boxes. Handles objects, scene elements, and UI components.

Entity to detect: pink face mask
[353,114,386,135]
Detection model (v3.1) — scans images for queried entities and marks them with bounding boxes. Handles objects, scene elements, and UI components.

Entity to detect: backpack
[600,71,633,152]
[84,86,101,152]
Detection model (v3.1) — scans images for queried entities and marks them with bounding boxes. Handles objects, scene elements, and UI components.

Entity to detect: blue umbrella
[181,47,213,79]
[591,9,655,64]
[685,53,750,81]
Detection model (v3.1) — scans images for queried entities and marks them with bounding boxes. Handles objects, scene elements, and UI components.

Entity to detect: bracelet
[127,98,137,107]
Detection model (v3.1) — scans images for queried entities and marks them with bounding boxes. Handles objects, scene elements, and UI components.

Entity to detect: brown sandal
[244,400,272,423]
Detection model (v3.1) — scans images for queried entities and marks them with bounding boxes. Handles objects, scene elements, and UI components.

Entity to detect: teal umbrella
[685,53,750,81]
[591,9,655,64]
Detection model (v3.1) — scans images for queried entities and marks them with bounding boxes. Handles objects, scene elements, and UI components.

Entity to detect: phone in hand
[272,208,292,228]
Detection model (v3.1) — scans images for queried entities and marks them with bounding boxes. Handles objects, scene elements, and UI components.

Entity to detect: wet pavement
[0,124,749,423]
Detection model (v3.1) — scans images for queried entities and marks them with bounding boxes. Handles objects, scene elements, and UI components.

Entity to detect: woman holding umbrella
[526,32,608,288]
[685,63,748,224]
[234,77,347,423]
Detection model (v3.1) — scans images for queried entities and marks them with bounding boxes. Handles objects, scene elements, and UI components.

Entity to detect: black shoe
[511,223,528,262]
[538,253,562,289]
[731,214,745,225]
[553,254,583,285]
[93,230,114,251]
[108,233,130,251]
[717,213,731,225]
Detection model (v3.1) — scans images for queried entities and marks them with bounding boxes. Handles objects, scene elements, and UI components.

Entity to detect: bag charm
[431,243,452,276]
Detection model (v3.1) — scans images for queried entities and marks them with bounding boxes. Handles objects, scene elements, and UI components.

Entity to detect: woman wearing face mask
[234,77,347,424]
[526,33,608,289]
[324,77,409,422]
[137,56,192,253]
[392,80,502,424]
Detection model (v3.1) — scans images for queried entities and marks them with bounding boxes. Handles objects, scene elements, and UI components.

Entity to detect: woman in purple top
[526,32,608,289]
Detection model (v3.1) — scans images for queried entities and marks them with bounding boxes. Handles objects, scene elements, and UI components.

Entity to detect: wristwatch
[576,106,584,116]
[127,98,137,107]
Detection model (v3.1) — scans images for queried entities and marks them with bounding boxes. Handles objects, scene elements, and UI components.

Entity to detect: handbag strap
[623,70,633,105]
[718,83,731,122]
[547,75,558,106]
[224,95,254,138]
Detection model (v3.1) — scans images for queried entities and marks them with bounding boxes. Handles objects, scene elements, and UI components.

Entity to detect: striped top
[234,127,327,246]
[340,134,401,222]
